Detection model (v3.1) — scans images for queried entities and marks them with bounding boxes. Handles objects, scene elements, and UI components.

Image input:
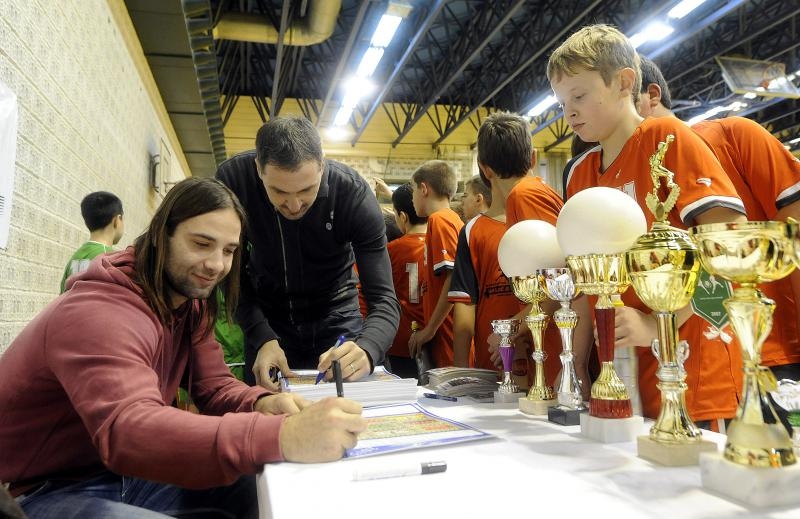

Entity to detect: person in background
[386,183,428,378]
[461,174,491,221]
[408,160,462,368]
[60,191,124,293]
[0,178,366,518]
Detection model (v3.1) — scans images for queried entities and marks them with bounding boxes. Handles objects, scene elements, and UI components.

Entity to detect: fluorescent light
[628,22,674,49]
[325,126,351,141]
[333,106,353,127]
[371,15,402,47]
[527,95,558,117]
[743,92,757,99]
[356,47,384,77]
[789,137,800,145]
[687,101,747,126]
[668,0,708,19]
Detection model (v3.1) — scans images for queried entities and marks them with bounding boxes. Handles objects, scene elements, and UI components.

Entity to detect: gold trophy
[626,135,716,465]
[690,221,796,468]
[498,220,564,416]
[568,253,633,418]
[510,275,557,415]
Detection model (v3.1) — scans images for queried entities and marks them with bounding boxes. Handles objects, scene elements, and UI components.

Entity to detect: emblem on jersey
[696,177,712,186]
[619,181,636,201]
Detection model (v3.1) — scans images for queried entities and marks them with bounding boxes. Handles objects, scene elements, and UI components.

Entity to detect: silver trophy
[539,268,587,425]
[491,319,520,394]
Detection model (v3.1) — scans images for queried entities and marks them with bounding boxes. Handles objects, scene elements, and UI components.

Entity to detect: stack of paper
[284,367,418,407]
[426,367,499,388]
[433,377,499,398]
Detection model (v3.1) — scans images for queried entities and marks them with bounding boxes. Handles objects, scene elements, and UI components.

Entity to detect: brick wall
[0,0,188,351]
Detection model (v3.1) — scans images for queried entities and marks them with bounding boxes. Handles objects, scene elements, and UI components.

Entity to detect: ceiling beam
[270,0,292,117]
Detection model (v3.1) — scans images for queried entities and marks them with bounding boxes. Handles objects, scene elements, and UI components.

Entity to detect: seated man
[0,178,366,518]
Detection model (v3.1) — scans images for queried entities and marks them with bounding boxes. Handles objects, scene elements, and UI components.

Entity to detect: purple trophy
[492,318,520,394]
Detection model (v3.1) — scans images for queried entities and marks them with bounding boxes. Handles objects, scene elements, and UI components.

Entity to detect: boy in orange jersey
[386,183,428,378]
[477,112,591,394]
[549,24,748,428]
[449,175,522,370]
[637,55,800,429]
[409,160,463,368]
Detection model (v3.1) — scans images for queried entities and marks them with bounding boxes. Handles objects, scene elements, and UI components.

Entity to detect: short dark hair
[255,116,323,170]
[477,112,532,178]
[392,183,427,226]
[465,175,492,205]
[411,160,457,200]
[133,178,247,336]
[383,212,403,242]
[639,55,672,110]
[80,191,123,231]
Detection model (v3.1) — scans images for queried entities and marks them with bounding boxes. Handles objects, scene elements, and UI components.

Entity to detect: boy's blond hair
[412,160,458,201]
[547,24,641,105]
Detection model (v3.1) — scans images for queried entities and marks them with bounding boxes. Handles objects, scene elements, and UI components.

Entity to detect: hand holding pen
[316,335,370,382]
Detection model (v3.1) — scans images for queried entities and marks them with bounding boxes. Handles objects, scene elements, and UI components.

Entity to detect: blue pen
[315,335,346,384]
[423,393,457,402]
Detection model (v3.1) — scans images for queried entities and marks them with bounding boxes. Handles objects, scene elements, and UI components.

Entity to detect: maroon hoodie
[0,248,284,489]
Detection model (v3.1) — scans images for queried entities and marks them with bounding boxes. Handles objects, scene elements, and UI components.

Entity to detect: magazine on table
[345,403,493,458]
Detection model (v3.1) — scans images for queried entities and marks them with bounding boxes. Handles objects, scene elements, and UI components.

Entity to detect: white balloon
[498,220,565,277]
[556,187,647,256]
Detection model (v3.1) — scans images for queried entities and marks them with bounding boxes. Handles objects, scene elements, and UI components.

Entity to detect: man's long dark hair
[134,178,247,336]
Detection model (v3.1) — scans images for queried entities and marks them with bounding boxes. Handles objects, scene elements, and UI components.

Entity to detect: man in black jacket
[216,116,400,389]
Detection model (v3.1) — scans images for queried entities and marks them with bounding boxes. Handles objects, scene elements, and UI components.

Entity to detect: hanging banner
[0,79,19,249]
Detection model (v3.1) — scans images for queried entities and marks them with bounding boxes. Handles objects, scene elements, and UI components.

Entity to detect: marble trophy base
[519,397,557,416]
[580,413,643,443]
[700,452,800,507]
[637,435,717,466]
[548,405,587,426]
[494,390,525,404]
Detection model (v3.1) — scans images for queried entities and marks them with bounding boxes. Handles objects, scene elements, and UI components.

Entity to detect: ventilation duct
[212,0,342,45]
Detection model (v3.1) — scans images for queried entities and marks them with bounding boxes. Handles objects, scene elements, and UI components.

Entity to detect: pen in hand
[332,360,344,397]
[315,335,346,384]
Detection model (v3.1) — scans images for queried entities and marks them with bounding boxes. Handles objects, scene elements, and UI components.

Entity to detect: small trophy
[539,267,587,425]
[511,276,557,414]
[771,379,800,457]
[491,319,524,403]
[626,134,716,465]
[497,220,564,416]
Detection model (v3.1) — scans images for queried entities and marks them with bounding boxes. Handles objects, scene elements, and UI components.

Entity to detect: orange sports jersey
[506,175,564,227]
[386,233,426,359]
[422,207,464,368]
[448,215,524,370]
[693,116,800,367]
[565,116,747,422]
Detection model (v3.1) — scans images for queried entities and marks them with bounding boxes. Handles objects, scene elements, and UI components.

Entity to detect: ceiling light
[687,101,747,126]
[789,137,800,145]
[356,47,385,78]
[629,22,674,49]
[668,0,708,19]
[333,106,353,127]
[325,126,352,141]
[527,95,558,117]
[371,15,403,47]
[743,92,757,99]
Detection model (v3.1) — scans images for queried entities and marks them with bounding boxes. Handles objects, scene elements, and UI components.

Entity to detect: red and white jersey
[387,233,426,359]
[506,175,563,227]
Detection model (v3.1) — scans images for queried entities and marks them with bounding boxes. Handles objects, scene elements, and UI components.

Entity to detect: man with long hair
[0,178,365,518]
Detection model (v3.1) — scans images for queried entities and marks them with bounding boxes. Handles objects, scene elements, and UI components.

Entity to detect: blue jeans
[18,471,257,518]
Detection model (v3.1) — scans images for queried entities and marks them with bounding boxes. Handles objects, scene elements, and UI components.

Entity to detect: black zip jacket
[216,151,400,368]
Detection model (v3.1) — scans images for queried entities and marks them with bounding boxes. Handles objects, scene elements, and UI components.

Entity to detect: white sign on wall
[0,80,19,250]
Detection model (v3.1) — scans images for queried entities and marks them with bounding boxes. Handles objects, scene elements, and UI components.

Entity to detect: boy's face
[551,68,623,143]
[461,186,483,221]
[411,181,428,217]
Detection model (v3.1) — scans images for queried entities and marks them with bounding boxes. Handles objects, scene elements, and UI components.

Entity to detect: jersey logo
[618,181,636,201]
[696,178,712,187]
